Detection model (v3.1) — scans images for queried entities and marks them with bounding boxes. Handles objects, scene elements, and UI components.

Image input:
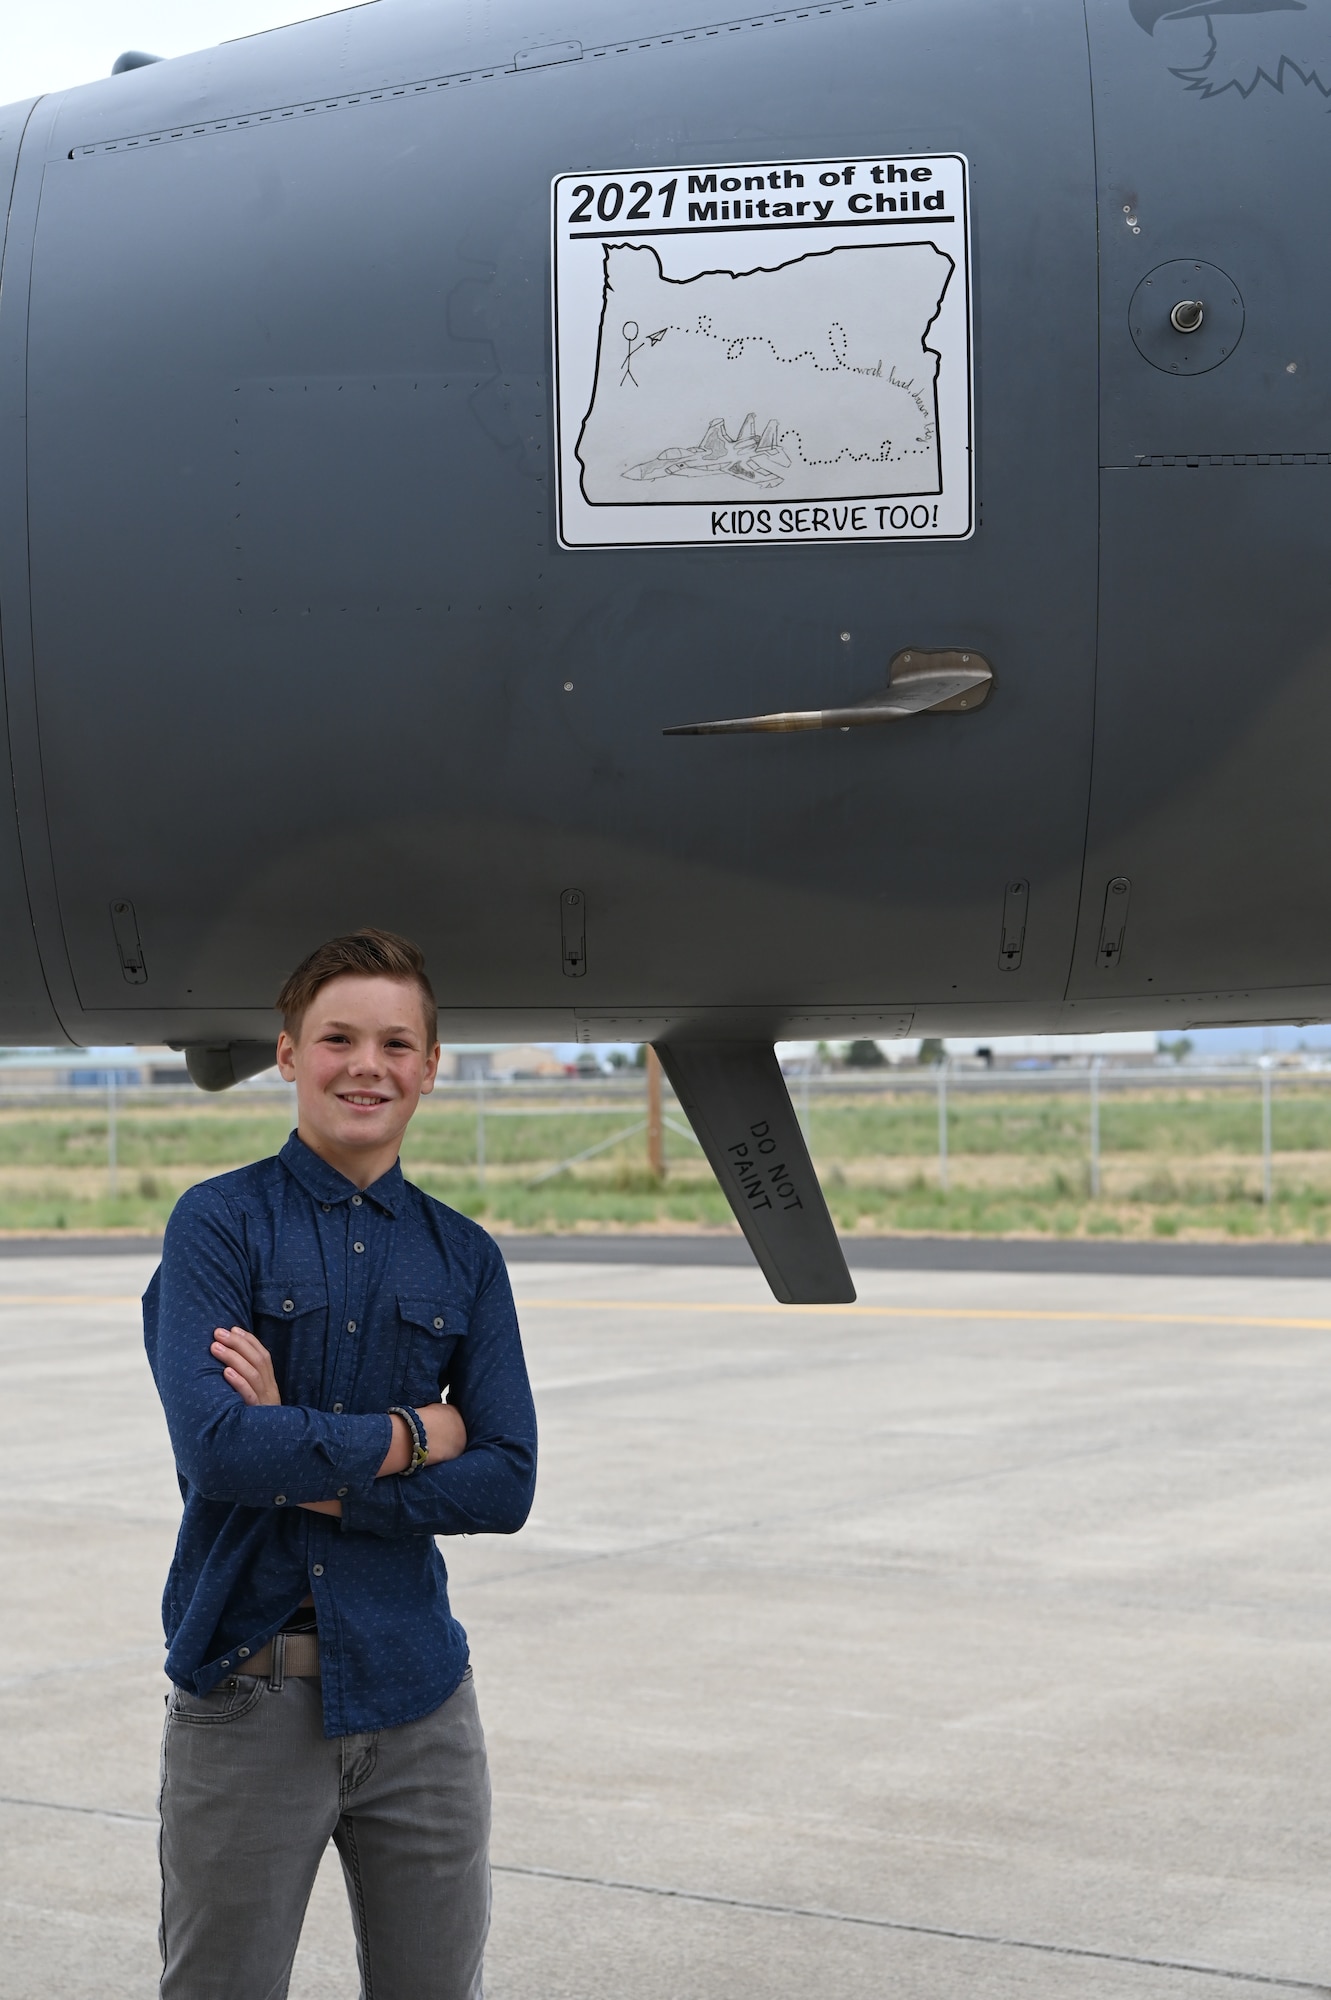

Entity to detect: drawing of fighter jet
[623,413,791,487]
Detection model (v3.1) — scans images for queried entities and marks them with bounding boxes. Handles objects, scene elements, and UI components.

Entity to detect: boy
[144,928,537,2000]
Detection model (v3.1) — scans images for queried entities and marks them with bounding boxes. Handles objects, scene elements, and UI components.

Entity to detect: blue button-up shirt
[143,1132,537,1736]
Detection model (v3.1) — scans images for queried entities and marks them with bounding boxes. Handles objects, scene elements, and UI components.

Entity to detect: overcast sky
[0,2,365,106]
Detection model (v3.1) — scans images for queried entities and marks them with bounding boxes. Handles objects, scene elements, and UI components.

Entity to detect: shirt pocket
[252,1281,328,1400]
[395,1295,467,1404]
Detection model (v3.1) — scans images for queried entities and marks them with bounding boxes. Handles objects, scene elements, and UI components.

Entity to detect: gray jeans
[158,1666,490,2000]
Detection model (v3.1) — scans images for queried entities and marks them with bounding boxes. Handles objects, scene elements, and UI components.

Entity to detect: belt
[244,1632,321,1680]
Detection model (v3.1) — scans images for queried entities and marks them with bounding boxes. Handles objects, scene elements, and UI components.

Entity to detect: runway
[11,1229,1331,1280]
[1,1251,1328,1997]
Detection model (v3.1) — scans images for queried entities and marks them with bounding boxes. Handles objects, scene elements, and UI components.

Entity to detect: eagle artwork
[1131,0,1331,97]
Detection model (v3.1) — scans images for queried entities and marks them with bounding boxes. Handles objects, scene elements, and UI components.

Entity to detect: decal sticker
[1131,0,1331,100]
[552,154,972,548]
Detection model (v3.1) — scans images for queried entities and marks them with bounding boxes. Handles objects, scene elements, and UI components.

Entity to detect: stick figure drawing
[621,320,668,385]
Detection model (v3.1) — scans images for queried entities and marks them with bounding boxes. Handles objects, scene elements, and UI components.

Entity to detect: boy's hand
[212,1326,281,1407]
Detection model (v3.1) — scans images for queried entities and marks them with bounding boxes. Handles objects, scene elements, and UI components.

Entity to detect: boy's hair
[275,929,438,1045]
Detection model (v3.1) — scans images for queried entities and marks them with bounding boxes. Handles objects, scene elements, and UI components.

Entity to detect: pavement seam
[493,1862,1331,1991]
[3,1797,1324,1992]
[0,1793,155,1824]
[2,1808,1319,1992]
[518,1298,1331,1331]
[9,1235,1331,1280]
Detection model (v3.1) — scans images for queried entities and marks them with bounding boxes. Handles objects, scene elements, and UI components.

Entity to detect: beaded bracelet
[388,1404,429,1476]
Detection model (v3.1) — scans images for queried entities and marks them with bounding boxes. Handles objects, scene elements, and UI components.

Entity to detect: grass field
[2,1078,1330,1240]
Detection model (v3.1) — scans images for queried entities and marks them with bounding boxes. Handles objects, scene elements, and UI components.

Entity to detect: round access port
[1130,260,1244,375]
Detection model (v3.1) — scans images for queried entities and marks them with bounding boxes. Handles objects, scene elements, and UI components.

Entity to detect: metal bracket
[109,900,147,984]
[663,648,993,736]
[1097,877,1131,971]
[560,888,587,977]
[999,879,1029,970]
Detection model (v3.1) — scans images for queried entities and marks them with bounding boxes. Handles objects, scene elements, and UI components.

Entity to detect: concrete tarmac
[1,1252,1328,1998]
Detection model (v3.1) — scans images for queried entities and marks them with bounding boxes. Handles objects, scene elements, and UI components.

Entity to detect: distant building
[436,1044,567,1081]
[0,1045,191,1089]
[777,1032,1160,1073]
[944,1033,1159,1069]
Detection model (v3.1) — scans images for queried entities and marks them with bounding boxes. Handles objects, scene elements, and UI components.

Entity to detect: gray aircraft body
[0,0,1325,1298]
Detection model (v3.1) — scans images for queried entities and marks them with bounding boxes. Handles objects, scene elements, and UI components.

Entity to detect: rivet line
[68,3,884,158]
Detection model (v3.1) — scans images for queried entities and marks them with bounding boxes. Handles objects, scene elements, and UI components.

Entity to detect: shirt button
[332,1402,343,1413]
[322,1203,330,1213]
[282,1299,294,1312]
[354,1242,364,1254]
[434,1317,444,1329]
[337,1486,348,1498]
[312,1564,324,1577]
[238,1647,250,1659]
[347,1321,356,1333]
[275,1495,287,1505]
[352,1194,363,1206]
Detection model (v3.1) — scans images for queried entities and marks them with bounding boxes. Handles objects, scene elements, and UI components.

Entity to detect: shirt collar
[279,1130,403,1216]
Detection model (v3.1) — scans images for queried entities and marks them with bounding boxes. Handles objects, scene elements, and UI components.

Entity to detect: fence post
[1260,1060,1272,1207]
[646,1046,664,1178]
[937,1056,949,1193]
[107,1069,118,1200]
[475,1073,486,1190]
[1089,1057,1101,1199]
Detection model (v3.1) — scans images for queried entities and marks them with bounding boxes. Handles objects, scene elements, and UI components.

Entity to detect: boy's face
[276,974,439,1174]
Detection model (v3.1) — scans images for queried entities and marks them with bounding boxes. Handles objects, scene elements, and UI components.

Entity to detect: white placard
[552,153,972,550]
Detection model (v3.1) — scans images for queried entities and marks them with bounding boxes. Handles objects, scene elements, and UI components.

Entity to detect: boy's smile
[276,973,440,1187]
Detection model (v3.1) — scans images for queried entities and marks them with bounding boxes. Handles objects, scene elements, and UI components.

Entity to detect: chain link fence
[0,1056,1326,1238]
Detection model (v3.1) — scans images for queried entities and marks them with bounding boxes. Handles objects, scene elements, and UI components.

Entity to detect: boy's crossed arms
[211,1321,467,1517]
